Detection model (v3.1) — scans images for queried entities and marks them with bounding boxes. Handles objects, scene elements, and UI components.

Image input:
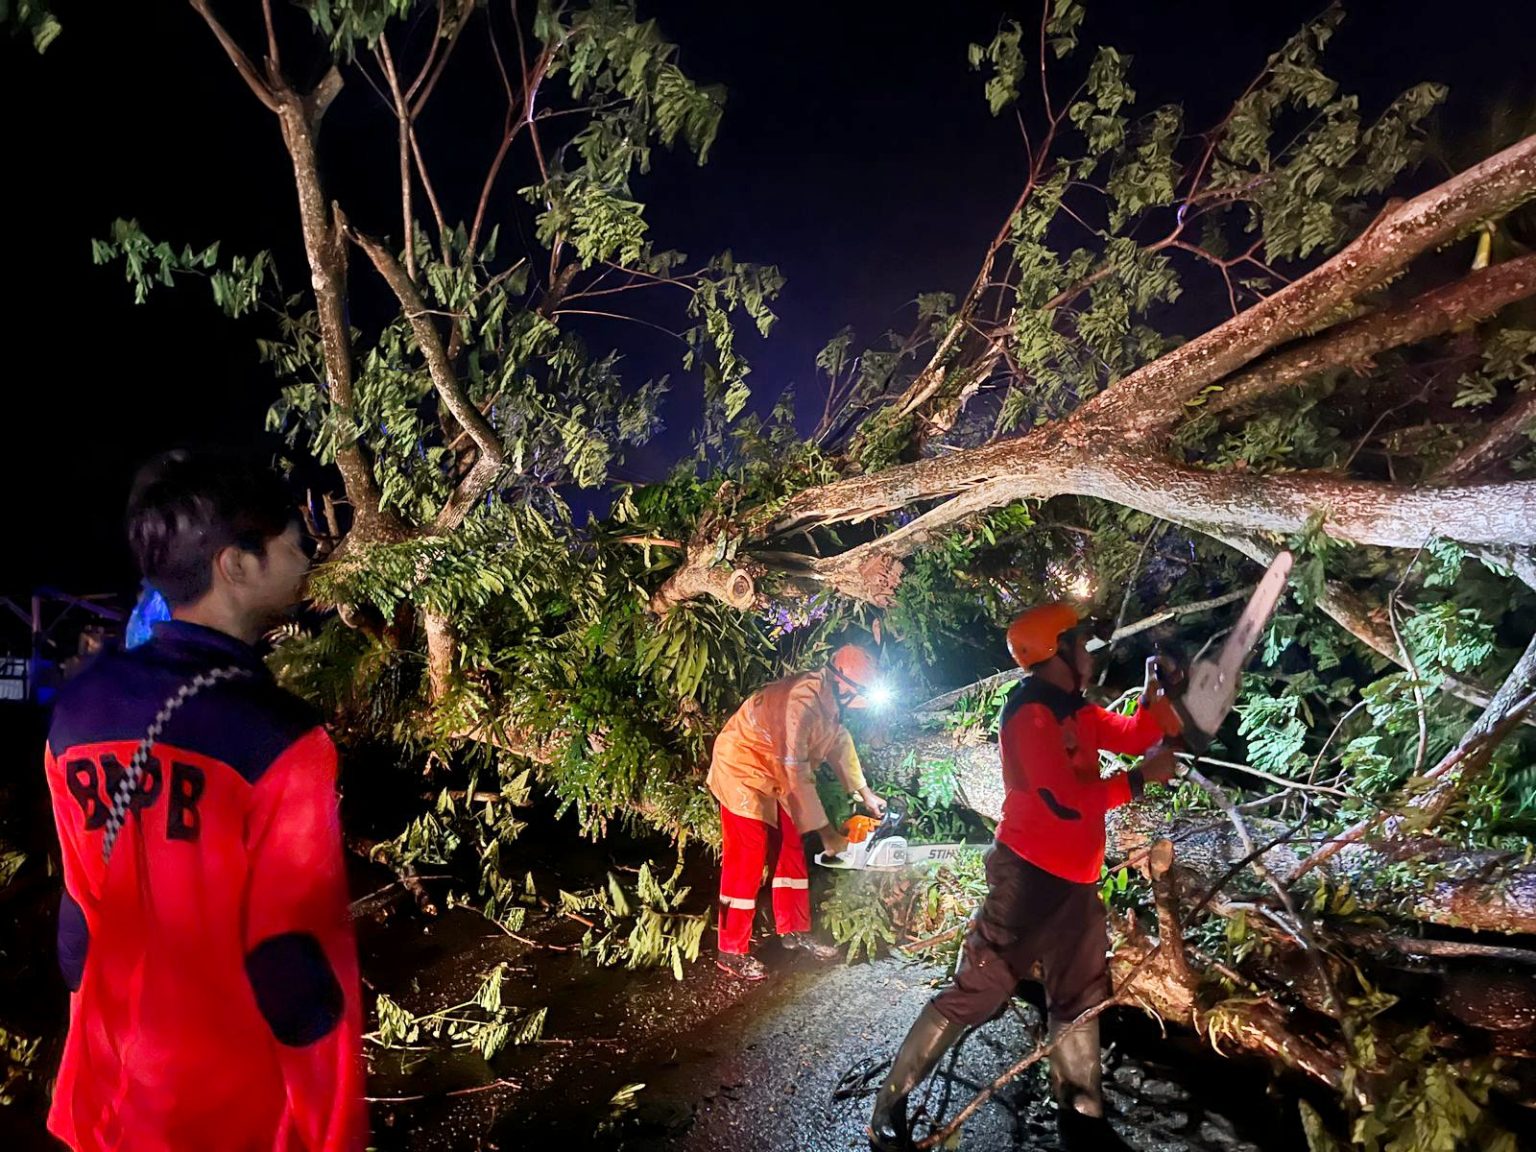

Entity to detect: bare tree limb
[407,0,476,114]
[188,0,280,113]
[376,37,417,280]
[1388,542,1433,779]
[261,0,280,73]
[1109,587,1250,645]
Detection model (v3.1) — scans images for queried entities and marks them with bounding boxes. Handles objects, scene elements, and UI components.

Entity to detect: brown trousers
[933,842,1109,1027]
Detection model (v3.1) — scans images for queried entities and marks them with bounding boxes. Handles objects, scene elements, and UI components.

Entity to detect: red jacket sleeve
[1088,703,1162,811]
[242,727,367,1152]
[1087,701,1163,757]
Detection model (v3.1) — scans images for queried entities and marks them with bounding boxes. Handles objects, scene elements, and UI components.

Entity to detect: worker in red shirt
[708,645,888,980]
[869,604,1176,1151]
[43,450,366,1151]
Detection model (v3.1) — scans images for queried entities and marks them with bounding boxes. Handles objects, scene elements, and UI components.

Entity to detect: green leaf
[968,20,1026,115]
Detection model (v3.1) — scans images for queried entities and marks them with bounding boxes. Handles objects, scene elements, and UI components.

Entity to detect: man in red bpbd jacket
[869,604,1177,1152]
[43,451,367,1151]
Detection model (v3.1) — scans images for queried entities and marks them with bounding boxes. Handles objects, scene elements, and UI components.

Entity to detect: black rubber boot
[1048,1016,1133,1151]
[868,1004,967,1151]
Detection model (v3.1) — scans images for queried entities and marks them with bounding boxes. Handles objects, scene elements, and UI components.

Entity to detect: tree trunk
[424,609,457,703]
[778,436,1536,561]
[1105,805,1536,937]
[273,86,396,544]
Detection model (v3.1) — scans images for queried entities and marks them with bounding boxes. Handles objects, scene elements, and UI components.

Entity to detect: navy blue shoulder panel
[999,677,1085,729]
[998,681,1032,732]
[49,642,320,785]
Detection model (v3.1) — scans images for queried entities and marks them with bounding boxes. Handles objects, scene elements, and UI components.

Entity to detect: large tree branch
[1203,253,1536,417]
[188,0,279,113]
[1072,132,1536,439]
[272,103,388,538]
[190,0,390,538]
[1072,453,1536,548]
[348,228,505,535]
[1433,387,1536,485]
[687,434,1536,617]
[771,436,1536,606]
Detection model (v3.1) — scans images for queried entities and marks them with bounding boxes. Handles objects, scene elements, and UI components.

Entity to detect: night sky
[3,0,1532,599]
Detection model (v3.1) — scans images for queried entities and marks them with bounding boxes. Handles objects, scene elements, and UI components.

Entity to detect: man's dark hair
[126,451,300,606]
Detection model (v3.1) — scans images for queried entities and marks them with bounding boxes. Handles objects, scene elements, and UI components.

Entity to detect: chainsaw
[814,799,978,872]
[1143,549,1294,753]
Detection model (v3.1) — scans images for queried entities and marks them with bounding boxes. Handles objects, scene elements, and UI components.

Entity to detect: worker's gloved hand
[1135,743,1178,785]
[1139,656,1162,707]
[819,826,850,857]
[1140,656,1184,738]
[859,787,887,818]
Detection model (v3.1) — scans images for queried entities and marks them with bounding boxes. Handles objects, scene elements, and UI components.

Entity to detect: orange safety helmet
[829,644,880,709]
[1006,603,1081,669]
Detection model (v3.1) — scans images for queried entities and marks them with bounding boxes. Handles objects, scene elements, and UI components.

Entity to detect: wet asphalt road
[360,907,1290,1152]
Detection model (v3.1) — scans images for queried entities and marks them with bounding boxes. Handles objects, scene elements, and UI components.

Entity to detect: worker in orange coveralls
[708,645,889,980]
[869,604,1178,1151]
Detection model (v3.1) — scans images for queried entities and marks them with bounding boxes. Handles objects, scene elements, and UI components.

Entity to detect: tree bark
[274,89,397,542]
[424,609,457,703]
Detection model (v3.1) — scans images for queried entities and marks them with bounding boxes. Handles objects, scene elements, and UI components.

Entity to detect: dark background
[3,0,1533,599]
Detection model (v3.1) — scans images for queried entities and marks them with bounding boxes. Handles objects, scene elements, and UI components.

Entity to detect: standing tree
[72,0,796,842]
